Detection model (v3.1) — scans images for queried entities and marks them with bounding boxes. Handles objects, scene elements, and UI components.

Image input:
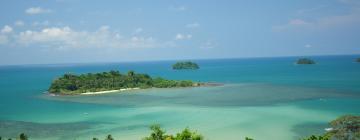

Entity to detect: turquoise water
[1,55,360,140]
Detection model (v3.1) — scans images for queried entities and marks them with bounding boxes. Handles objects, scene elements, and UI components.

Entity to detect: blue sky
[0,0,360,65]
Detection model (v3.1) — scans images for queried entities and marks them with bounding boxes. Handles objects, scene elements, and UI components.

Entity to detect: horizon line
[1,53,359,67]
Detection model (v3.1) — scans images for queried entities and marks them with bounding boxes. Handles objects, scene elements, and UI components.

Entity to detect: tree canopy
[303,115,360,140]
[48,70,197,95]
[142,124,203,140]
[172,61,199,70]
[327,115,360,140]
[296,58,316,65]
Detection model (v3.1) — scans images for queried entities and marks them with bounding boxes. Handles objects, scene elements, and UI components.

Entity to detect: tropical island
[296,58,316,65]
[48,70,200,95]
[172,61,199,70]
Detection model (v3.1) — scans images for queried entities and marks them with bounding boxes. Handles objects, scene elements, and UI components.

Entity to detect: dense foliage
[303,115,360,140]
[302,135,330,140]
[296,58,316,64]
[0,133,28,140]
[143,124,203,140]
[48,70,196,94]
[327,115,360,140]
[3,115,359,140]
[172,61,199,70]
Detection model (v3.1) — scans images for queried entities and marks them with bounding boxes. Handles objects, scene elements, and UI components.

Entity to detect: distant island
[356,58,360,63]
[48,70,201,95]
[296,58,316,65]
[172,61,199,70]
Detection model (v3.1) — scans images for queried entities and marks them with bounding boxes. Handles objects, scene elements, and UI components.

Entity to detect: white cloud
[133,28,143,34]
[175,33,192,40]
[304,44,312,48]
[0,25,179,49]
[98,25,110,31]
[200,41,216,49]
[177,6,186,11]
[186,22,200,28]
[32,20,50,26]
[15,20,25,26]
[272,19,311,31]
[129,36,157,48]
[1,25,13,33]
[289,19,310,25]
[274,3,360,31]
[169,6,187,11]
[25,7,52,15]
[7,26,161,49]
[18,27,72,45]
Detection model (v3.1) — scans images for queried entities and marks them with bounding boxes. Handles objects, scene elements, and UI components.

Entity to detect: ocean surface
[1,55,360,140]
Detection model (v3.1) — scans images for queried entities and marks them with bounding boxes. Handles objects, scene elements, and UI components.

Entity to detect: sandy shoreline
[47,82,223,96]
[81,88,141,95]
[47,87,141,96]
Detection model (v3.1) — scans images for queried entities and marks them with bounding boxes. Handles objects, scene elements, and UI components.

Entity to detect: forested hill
[48,70,198,95]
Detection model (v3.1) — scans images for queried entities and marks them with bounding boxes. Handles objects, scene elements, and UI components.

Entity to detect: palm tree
[127,71,135,77]
[19,133,28,140]
[105,134,114,140]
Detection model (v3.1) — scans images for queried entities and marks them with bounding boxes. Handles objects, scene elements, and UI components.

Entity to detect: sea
[0,55,360,140]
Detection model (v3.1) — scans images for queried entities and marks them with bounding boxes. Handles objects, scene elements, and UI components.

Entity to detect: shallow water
[1,55,360,140]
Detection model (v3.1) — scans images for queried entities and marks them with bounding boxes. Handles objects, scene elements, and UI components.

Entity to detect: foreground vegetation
[296,58,316,64]
[48,70,198,95]
[142,124,203,140]
[2,115,358,139]
[302,115,360,140]
[172,61,199,70]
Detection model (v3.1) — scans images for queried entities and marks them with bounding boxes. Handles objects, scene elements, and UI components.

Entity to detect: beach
[81,88,141,95]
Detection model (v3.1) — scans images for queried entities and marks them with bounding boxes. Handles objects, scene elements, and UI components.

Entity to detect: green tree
[245,137,254,140]
[174,128,203,140]
[19,133,28,140]
[105,134,114,140]
[143,124,166,140]
[326,115,360,140]
[303,115,360,140]
[302,135,329,140]
[172,61,199,70]
[296,58,316,64]
[143,125,203,140]
[48,70,197,95]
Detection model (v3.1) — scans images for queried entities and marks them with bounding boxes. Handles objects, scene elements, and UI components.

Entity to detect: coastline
[81,87,141,95]
[47,87,141,96]
[48,82,224,96]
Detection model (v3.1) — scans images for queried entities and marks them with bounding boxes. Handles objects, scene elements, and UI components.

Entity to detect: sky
[0,0,360,65]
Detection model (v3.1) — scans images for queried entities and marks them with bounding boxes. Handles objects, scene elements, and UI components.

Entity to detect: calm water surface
[1,55,360,140]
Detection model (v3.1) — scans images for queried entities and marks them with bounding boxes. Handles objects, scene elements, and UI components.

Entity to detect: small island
[356,58,360,63]
[48,70,200,95]
[172,61,199,70]
[296,58,316,65]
